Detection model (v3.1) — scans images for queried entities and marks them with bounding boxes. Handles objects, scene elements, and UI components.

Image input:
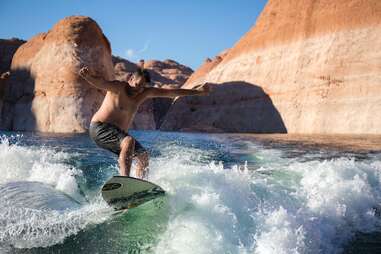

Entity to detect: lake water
[1,131,381,254]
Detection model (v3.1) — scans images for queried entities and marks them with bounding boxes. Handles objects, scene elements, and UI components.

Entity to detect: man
[79,62,210,178]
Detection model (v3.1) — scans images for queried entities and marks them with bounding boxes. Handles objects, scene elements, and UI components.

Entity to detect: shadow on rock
[0,68,36,131]
[160,81,287,133]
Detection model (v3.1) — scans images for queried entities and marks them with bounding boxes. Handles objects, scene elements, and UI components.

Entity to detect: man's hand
[194,82,212,95]
[0,71,10,80]
[79,66,99,78]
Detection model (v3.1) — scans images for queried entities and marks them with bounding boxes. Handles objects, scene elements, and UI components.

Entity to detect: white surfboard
[101,176,165,210]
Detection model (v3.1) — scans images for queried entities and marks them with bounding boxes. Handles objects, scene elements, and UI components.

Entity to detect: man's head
[129,68,151,88]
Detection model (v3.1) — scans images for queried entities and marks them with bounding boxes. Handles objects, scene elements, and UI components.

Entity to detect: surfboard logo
[102,183,122,191]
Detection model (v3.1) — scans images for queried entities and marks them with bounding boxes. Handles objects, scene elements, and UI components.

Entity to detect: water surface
[1,131,381,254]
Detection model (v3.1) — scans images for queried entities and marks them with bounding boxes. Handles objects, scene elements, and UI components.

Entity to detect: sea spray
[0,199,110,249]
[150,141,381,254]
[0,136,113,249]
[0,132,380,253]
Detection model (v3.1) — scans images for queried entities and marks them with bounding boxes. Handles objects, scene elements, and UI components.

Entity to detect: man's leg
[118,136,135,176]
[135,151,149,178]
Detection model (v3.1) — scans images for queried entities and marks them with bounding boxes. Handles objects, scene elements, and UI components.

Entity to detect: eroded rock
[1,16,113,132]
[162,0,381,134]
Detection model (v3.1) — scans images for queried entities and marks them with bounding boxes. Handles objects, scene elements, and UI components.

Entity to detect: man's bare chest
[116,94,143,112]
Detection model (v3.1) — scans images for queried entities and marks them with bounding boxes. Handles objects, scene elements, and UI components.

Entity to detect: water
[0,131,380,254]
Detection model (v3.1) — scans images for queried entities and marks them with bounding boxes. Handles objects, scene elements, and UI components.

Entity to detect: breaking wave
[149,141,381,254]
[0,135,112,250]
[1,133,380,253]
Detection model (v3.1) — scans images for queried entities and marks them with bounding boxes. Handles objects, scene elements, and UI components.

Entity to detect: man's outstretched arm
[79,67,126,93]
[144,84,211,99]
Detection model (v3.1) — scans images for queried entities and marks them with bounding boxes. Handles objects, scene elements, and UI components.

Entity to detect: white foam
[0,135,80,198]
[148,143,381,254]
[255,207,306,254]
[150,146,259,254]
[1,135,381,253]
[0,136,113,249]
[0,198,111,249]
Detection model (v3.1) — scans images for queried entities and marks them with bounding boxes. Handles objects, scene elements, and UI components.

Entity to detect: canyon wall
[1,16,112,132]
[161,0,381,134]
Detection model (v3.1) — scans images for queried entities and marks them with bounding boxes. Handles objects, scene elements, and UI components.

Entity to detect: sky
[0,0,267,70]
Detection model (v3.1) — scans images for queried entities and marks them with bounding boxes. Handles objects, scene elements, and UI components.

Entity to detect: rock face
[0,38,25,74]
[182,50,229,88]
[0,39,25,117]
[1,16,114,132]
[112,57,193,129]
[144,59,193,88]
[161,0,381,134]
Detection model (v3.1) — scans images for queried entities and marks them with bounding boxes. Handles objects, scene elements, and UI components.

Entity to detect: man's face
[129,73,145,88]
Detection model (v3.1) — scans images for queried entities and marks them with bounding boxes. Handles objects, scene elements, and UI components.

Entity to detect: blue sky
[0,0,267,69]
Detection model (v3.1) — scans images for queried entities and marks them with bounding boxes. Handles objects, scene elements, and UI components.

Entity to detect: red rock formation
[112,56,193,129]
[1,16,113,132]
[182,50,228,89]
[144,59,193,88]
[225,0,381,61]
[161,0,381,134]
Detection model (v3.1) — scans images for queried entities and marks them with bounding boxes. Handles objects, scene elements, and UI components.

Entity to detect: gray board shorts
[89,121,146,156]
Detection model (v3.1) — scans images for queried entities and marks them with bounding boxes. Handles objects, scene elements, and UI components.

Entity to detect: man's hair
[134,68,151,83]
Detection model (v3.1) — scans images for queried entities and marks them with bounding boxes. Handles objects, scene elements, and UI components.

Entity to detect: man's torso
[91,87,147,131]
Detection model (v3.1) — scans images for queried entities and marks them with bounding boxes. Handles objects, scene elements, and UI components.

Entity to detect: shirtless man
[79,63,210,178]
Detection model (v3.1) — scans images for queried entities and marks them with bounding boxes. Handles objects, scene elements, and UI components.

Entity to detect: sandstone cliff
[1,16,112,132]
[161,0,381,134]
[144,59,193,88]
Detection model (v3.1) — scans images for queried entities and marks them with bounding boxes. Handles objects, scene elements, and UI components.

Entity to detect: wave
[0,136,113,250]
[149,143,381,254]
[1,134,381,253]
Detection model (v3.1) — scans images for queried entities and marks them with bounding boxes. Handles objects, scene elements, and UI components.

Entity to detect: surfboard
[101,176,165,210]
